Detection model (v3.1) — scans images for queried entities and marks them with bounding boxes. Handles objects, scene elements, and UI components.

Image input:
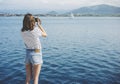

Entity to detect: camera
[35,18,38,22]
[34,17,41,24]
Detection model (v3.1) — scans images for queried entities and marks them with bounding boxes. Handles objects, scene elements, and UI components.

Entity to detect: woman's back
[21,13,47,84]
[21,26,42,49]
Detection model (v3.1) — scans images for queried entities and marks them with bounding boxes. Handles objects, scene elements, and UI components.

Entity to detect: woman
[21,13,47,84]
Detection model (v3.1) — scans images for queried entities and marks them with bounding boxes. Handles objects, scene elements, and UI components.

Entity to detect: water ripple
[1,17,120,84]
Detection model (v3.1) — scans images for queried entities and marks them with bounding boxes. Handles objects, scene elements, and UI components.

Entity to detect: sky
[0,0,120,10]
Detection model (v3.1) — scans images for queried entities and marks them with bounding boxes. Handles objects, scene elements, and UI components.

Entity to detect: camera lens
[35,18,37,22]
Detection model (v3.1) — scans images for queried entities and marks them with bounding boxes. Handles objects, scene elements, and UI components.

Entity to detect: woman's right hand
[37,18,41,25]
[38,24,47,37]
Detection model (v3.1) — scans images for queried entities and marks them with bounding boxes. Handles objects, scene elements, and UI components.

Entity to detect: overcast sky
[0,0,120,10]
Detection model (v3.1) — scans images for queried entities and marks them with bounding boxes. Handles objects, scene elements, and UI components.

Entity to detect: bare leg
[25,64,32,84]
[33,64,42,84]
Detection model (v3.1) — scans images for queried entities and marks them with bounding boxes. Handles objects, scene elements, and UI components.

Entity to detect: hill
[69,4,120,16]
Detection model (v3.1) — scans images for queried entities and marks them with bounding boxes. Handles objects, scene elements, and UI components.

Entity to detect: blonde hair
[21,13,35,32]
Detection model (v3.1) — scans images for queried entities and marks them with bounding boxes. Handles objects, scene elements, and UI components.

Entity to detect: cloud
[0,0,2,1]
[0,0,120,10]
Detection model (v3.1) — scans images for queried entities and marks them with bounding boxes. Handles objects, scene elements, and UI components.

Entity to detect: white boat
[70,13,74,19]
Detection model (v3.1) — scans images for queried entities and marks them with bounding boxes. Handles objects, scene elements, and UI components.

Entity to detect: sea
[0,16,120,84]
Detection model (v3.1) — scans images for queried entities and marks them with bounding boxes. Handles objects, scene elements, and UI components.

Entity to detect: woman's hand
[37,18,41,25]
[38,24,47,37]
[36,17,47,37]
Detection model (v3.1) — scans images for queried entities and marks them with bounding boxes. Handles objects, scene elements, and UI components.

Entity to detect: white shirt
[21,26,42,49]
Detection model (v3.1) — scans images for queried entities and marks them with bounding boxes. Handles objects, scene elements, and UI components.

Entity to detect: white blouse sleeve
[34,27,42,37]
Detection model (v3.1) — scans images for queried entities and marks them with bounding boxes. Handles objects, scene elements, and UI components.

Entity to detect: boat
[70,13,74,19]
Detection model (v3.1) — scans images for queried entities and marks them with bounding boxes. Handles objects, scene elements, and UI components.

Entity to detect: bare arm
[37,22,47,37]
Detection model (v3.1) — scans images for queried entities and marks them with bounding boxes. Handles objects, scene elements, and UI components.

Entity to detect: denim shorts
[25,49,43,65]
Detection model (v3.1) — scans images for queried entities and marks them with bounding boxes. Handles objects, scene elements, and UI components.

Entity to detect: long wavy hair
[21,13,35,32]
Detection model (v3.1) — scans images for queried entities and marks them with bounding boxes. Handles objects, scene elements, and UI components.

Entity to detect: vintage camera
[35,18,38,22]
[34,17,41,24]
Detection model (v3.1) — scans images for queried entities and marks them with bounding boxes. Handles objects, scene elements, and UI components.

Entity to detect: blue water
[0,17,120,84]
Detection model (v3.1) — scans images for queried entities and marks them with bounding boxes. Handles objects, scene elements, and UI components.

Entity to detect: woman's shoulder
[21,30,31,36]
[32,26,39,32]
[21,26,39,34]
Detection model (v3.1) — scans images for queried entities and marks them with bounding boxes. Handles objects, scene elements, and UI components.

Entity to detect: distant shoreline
[0,13,120,17]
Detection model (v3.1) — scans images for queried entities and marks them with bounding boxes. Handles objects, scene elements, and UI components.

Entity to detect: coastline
[0,13,120,17]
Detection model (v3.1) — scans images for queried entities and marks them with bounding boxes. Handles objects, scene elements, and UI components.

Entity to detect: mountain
[47,11,58,15]
[1,4,120,17]
[69,4,120,15]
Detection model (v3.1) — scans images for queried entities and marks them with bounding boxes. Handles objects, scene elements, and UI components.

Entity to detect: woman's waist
[25,43,41,48]
[26,49,41,53]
